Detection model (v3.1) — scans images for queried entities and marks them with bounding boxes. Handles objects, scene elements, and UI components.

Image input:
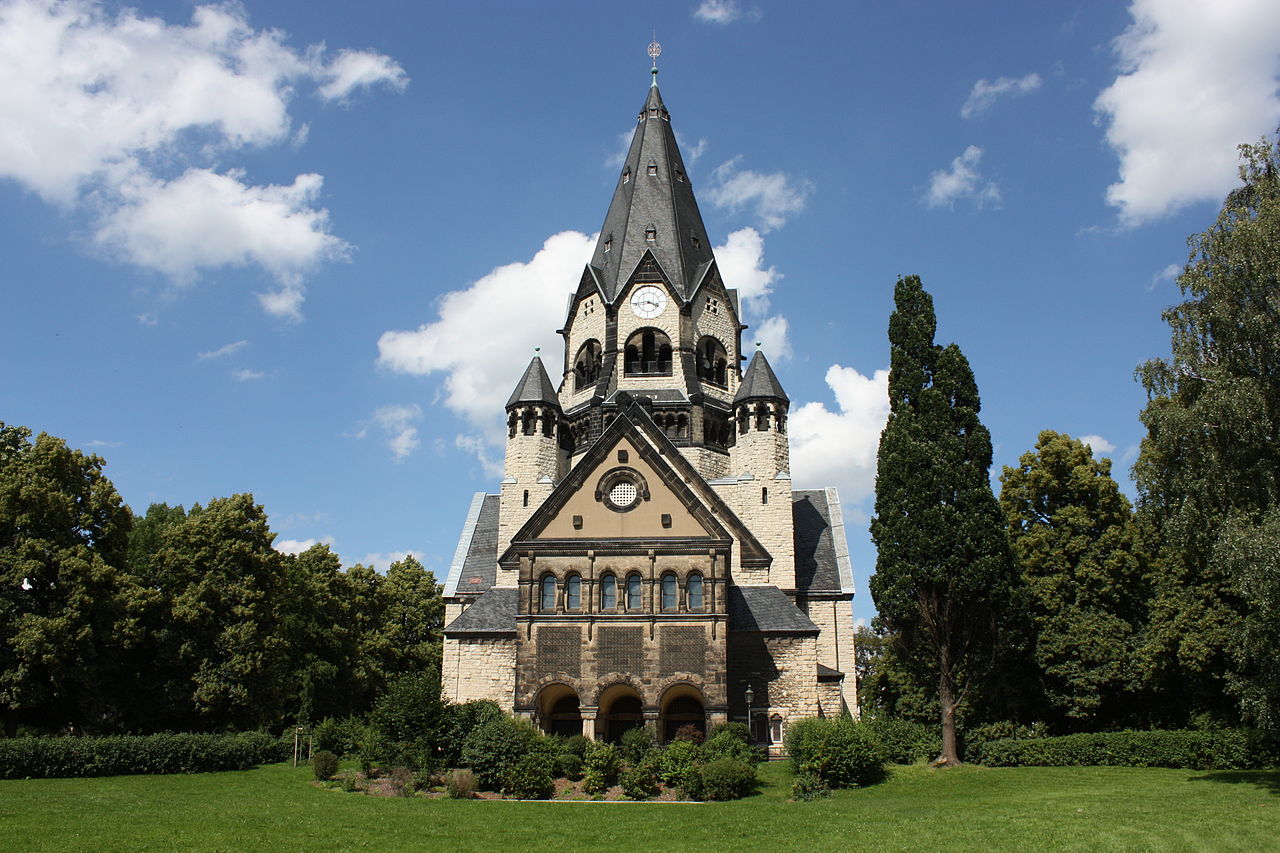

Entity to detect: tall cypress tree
[869,276,1017,765]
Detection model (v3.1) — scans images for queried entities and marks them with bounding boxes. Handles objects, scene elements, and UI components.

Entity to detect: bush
[864,717,941,765]
[387,765,417,797]
[312,717,367,758]
[311,750,339,781]
[791,771,831,801]
[980,729,1280,770]
[0,732,288,780]
[619,762,660,799]
[659,739,702,786]
[786,717,885,788]
[962,721,1045,764]
[673,724,704,744]
[700,758,757,800]
[620,725,657,763]
[556,752,583,781]
[674,765,704,801]
[368,671,448,771]
[502,754,555,799]
[708,721,750,743]
[445,768,477,799]
[560,734,591,757]
[581,740,620,784]
[581,768,608,795]
[441,700,505,767]
[703,729,761,765]
[460,715,544,789]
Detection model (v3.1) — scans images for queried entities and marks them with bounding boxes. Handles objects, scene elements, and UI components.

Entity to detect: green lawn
[1,760,1276,852]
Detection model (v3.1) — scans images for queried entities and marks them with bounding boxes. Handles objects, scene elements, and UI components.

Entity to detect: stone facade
[441,74,857,749]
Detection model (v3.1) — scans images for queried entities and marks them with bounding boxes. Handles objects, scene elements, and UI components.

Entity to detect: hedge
[0,732,289,779]
[980,729,1280,770]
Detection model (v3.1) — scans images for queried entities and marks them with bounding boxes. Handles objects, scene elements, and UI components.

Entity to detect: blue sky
[4,0,1279,625]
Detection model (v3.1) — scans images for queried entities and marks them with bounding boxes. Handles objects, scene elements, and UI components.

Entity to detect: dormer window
[647,160,658,176]
[622,168,630,184]
[675,169,685,182]
[603,235,612,253]
[690,234,701,249]
[645,225,656,243]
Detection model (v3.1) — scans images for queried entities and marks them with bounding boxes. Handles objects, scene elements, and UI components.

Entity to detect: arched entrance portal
[537,684,582,737]
[597,684,645,743]
[660,684,706,743]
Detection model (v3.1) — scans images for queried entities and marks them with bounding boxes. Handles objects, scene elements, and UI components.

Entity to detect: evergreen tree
[870,276,1018,764]
[1135,133,1280,727]
[1000,431,1148,729]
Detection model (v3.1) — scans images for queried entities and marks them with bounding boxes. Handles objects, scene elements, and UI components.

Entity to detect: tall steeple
[586,57,716,304]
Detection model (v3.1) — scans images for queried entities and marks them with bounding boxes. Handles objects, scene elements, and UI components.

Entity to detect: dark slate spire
[586,80,716,304]
[506,354,561,410]
[735,350,789,404]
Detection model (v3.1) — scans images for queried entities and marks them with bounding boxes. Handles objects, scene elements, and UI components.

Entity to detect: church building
[440,52,856,748]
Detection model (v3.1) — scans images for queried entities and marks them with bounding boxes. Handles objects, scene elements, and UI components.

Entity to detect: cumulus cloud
[0,0,404,311]
[1147,262,1181,291]
[960,73,1042,118]
[1078,434,1117,455]
[1095,0,1280,226]
[274,535,336,556]
[694,0,741,24]
[708,157,813,231]
[377,231,597,425]
[924,145,1002,209]
[714,227,790,358]
[356,550,424,573]
[789,365,891,503]
[373,404,423,461]
[196,339,248,361]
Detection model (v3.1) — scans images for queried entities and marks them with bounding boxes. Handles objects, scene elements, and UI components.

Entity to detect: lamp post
[744,686,755,743]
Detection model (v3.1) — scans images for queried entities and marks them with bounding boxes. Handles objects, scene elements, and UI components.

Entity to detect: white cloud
[708,157,813,231]
[197,339,248,361]
[85,439,123,448]
[924,145,1002,209]
[676,132,709,167]
[713,226,790,358]
[373,403,423,461]
[357,550,423,573]
[1147,262,1181,291]
[1095,0,1280,226]
[789,365,891,503]
[1078,434,1117,455]
[377,230,596,426]
[752,316,792,362]
[274,535,336,556]
[232,368,264,381]
[960,73,1042,118]
[694,0,741,24]
[454,433,504,479]
[0,0,404,310]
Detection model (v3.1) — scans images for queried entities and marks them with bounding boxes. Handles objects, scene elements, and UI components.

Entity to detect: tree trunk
[935,650,961,766]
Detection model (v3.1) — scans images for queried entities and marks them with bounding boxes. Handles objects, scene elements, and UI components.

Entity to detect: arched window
[540,575,557,612]
[600,573,617,610]
[624,329,672,376]
[661,573,678,612]
[574,340,602,390]
[565,574,581,611]
[687,573,704,611]
[626,574,643,611]
[696,336,728,387]
[770,714,784,744]
[755,403,770,431]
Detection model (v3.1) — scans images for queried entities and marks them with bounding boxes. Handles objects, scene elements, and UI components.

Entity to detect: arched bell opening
[597,684,645,743]
[659,683,706,744]
[537,683,582,738]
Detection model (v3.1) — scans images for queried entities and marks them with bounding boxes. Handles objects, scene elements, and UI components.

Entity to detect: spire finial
[648,35,661,86]
[534,346,541,354]
[755,341,762,349]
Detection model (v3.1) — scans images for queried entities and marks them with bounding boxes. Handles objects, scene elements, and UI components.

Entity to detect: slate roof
[587,82,715,304]
[728,586,819,633]
[442,493,499,597]
[734,350,789,404]
[817,663,845,681]
[793,488,855,595]
[443,588,517,635]
[506,355,561,409]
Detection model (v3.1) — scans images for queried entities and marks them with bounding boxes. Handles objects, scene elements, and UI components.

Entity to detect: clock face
[630,285,667,319]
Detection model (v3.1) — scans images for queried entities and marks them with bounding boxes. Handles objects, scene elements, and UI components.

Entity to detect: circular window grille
[609,481,638,507]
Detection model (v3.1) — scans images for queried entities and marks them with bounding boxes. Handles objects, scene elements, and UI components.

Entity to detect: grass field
[1,760,1276,852]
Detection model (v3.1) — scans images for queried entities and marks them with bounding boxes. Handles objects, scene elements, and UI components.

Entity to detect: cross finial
[648,35,661,85]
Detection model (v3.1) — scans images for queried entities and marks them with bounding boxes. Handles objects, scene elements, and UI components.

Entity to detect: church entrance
[598,684,645,743]
[659,685,706,743]
[537,684,582,737]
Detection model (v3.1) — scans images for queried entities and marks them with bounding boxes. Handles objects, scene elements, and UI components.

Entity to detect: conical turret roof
[506,355,561,409]
[734,350,789,404]
[586,81,715,303]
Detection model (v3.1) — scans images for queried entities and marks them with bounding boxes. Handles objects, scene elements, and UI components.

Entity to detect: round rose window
[609,481,638,507]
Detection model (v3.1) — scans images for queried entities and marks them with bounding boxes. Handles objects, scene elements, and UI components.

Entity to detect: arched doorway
[538,683,582,737]
[597,684,645,743]
[660,684,706,743]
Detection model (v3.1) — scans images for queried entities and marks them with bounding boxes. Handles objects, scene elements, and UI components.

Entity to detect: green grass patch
[0,760,1276,852]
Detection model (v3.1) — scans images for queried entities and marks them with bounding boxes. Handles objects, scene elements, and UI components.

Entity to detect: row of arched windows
[539,571,705,613]
[571,333,730,386]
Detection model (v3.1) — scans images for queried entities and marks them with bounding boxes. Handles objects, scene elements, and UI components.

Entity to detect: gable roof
[442,492,499,597]
[728,586,820,633]
[792,488,855,595]
[501,396,771,568]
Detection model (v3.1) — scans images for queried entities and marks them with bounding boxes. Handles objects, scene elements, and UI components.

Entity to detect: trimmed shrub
[620,725,657,764]
[556,752,583,780]
[700,758,757,800]
[786,717,885,788]
[659,739,702,786]
[502,754,555,799]
[980,729,1280,770]
[864,717,941,765]
[312,750,339,781]
[962,721,1045,765]
[445,768,477,799]
[703,729,762,765]
[460,715,544,789]
[0,732,288,780]
[791,771,831,801]
[620,763,660,799]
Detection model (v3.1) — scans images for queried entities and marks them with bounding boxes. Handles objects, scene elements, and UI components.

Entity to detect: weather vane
[648,34,661,76]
